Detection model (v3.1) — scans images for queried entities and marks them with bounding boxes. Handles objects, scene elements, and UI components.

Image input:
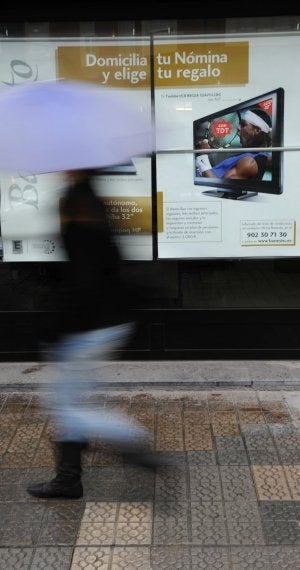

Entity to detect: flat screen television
[193,88,284,200]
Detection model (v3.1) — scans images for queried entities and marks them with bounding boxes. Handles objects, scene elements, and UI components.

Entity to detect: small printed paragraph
[240,219,295,246]
[164,202,222,242]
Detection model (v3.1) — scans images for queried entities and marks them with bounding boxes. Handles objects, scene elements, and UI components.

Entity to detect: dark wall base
[1,309,300,361]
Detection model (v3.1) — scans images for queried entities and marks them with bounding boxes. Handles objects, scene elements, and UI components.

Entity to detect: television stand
[202,190,258,200]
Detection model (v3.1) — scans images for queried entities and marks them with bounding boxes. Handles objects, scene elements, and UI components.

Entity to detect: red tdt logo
[212,119,232,137]
[259,98,272,114]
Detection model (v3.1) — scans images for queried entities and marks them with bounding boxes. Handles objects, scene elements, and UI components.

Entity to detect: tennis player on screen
[195,106,272,181]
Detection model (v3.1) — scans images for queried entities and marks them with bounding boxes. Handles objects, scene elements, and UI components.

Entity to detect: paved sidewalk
[2,359,300,389]
[1,362,300,568]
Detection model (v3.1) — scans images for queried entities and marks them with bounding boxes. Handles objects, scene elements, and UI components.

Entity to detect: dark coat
[58,179,134,334]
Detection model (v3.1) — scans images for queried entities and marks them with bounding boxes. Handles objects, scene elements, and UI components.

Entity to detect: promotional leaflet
[154,34,300,259]
[0,38,152,261]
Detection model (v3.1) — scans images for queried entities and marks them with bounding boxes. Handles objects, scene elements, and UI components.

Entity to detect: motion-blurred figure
[27,169,157,499]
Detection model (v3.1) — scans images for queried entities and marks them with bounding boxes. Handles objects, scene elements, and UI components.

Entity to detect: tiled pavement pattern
[1,389,300,568]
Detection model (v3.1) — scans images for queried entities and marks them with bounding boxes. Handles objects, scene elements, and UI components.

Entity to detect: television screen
[193,88,284,200]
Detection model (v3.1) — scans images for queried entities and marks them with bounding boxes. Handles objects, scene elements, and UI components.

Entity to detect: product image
[193,88,284,200]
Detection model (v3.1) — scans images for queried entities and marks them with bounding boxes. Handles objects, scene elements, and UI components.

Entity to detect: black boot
[27,441,85,499]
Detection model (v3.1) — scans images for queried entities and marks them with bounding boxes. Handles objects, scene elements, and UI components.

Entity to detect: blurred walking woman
[27,169,157,499]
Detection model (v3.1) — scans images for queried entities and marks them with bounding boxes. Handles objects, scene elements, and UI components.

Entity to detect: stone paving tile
[270,423,300,464]
[283,465,300,500]
[187,450,217,465]
[0,413,23,456]
[189,466,222,501]
[0,547,33,569]
[155,465,187,502]
[184,401,209,417]
[92,448,123,467]
[215,435,248,465]
[20,466,56,488]
[0,522,42,547]
[1,451,36,469]
[260,400,290,412]
[111,546,150,568]
[264,409,291,424]
[2,389,300,568]
[31,422,56,468]
[183,409,213,451]
[183,395,208,410]
[0,482,30,502]
[156,451,186,466]
[157,397,184,410]
[184,413,213,450]
[118,501,151,524]
[231,392,260,407]
[30,446,57,468]
[76,522,116,545]
[184,408,210,423]
[81,501,118,523]
[241,424,280,465]
[252,465,292,500]
[156,410,184,451]
[105,396,131,413]
[71,546,111,569]
[207,394,235,411]
[258,393,285,404]
[31,547,73,569]
[0,393,7,409]
[0,433,16,456]
[1,501,46,524]
[115,522,151,546]
[2,392,32,413]
[0,418,45,468]
[260,501,300,544]
[151,546,190,569]
[211,411,240,436]
[0,412,23,428]
[1,403,28,416]
[129,404,156,431]
[268,546,300,568]
[191,546,230,569]
[0,466,29,485]
[285,397,300,419]
[238,409,265,424]
[121,472,155,503]
[190,501,227,545]
[84,466,154,502]
[230,546,272,569]
[225,500,265,546]
[130,393,157,407]
[153,500,189,545]
[38,502,84,546]
[220,466,257,501]
[116,502,152,545]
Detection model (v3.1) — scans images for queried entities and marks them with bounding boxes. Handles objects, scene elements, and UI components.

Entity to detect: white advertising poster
[0,172,67,260]
[154,33,300,259]
[0,39,152,261]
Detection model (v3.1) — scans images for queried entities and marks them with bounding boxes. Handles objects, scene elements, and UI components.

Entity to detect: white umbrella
[0,80,153,174]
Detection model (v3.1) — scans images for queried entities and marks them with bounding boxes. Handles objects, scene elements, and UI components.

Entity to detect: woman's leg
[47,323,149,446]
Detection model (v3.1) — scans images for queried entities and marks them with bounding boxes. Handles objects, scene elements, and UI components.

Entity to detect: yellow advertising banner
[157,192,164,233]
[103,196,152,234]
[60,195,152,235]
[154,42,248,87]
[56,45,151,88]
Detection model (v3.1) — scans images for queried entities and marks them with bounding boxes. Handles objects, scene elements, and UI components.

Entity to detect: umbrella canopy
[0,80,153,174]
